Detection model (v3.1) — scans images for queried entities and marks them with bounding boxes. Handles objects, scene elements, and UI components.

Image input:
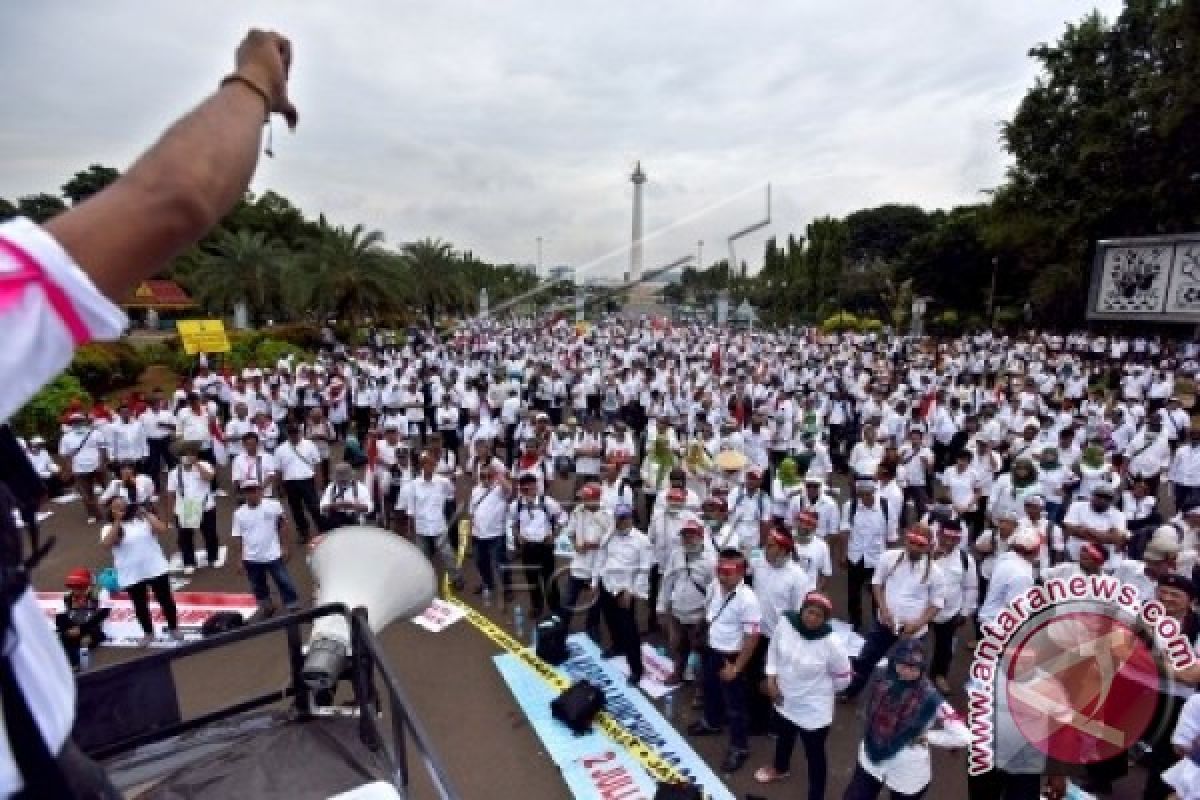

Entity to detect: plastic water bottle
[513,604,525,642]
[662,692,675,721]
[78,646,90,671]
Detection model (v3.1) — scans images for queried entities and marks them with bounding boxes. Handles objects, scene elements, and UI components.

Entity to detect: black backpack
[551,680,606,734]
[535,615,569,665]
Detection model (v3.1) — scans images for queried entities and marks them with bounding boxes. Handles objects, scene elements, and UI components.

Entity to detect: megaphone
[303,526,436,691]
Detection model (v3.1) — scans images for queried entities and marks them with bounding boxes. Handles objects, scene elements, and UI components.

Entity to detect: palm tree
[285,220,410,321]
[186,229,287,324]
[399,237,469,323]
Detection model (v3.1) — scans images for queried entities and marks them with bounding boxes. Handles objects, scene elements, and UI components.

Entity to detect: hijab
[777,457,800,488]
[862,639,942,763]
[783,607,831,641]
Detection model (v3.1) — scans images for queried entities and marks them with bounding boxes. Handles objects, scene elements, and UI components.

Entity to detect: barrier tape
[442,520,702,793]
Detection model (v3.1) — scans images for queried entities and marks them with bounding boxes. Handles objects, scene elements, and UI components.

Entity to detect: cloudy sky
[2,1,1121,278]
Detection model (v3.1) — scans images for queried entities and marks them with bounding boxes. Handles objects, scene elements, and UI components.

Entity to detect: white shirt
[592,527,654,597]
[873,550,945,636]
[933,549,979,622]
[1171,443,1200,487]
[107,418,148,462]
[320,480,374,516]
[507,494,565,544]
[749,557,811,638]
[231,451,278,495]
[1062,500,1127,561]
[275,439,320,481]
[165,463,216,511]
[657,546,717,623]
[176,406,213,445]
[841,497,890,568]
[232,498,286,562]
[25,447,58,479]
[978,550,1036,624]
[0,217,128,424]
[104,516,170,586]
[468,482,509,540]
[58,426,104,473]
[793,537,833,582]
[99,474,155,506]
[406,475,455,536]
[705,581,762,653]
[765,623,853,730]
[565,507,613,579]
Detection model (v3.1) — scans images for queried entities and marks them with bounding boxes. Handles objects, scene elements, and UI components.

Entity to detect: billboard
[1088,233,1200,322]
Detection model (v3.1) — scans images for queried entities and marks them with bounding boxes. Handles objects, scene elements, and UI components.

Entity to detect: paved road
[33,478,1151,799]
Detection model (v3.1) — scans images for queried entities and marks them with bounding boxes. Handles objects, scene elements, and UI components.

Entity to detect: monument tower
[629,161,646,282]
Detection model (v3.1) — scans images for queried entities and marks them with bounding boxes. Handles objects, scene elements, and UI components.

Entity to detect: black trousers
[746,634,772,732]
[146,437,175,486]
[966,769,1044,800]
[519,540,558,617]
[772,718,828,800]
[283,477,322,539]
[846,560,875,631]
[125,573,177,635]
[930,616,960,679]
[177,507,219,567]
[599,586,643,681]
[353,406,372,440]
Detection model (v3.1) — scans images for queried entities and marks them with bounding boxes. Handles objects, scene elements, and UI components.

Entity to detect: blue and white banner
[494,654,658,799]
[560,634,735,800]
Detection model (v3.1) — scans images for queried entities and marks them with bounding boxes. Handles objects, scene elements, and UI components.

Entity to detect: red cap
[1080,542,1107,563]
[680,520,705,538]
[579,484,602,503]
[65,568,91,590]
[717,559,745,577]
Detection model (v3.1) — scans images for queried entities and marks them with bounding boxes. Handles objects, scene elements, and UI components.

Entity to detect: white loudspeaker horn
[302,526,437,691]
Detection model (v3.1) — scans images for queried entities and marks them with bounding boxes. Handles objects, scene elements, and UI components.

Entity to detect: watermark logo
[968,575,1195,776]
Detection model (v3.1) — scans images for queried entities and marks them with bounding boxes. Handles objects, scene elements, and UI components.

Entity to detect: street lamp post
[536,237,544,277]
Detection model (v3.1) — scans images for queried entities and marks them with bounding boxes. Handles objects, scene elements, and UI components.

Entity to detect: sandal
[753,766,790,784]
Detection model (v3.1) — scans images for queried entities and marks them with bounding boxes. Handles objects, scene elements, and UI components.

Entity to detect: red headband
[717,559,744,577]
[803,592,833,613]
[768,529,793,550]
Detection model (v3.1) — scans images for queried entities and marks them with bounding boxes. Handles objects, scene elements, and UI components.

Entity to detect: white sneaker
[215,489,228,497]
[482,589,493,607]
[87,517,97,525]
[183,566,196,575]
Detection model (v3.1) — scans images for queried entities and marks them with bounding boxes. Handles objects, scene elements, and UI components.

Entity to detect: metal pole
[697,240,704,271]
[988,256,998,325]
[536,237,543,277]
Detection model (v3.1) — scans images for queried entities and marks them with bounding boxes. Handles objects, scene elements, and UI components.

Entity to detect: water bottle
[78,646,90,671]
[513,604,525,642]
[662,692,675,721]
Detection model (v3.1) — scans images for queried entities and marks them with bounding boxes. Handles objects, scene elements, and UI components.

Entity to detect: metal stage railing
[75,603,461,799]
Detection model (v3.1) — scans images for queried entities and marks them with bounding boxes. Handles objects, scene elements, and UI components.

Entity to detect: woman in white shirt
[755,591,852,795]
[100,495,182,647]
[99,460,156,509]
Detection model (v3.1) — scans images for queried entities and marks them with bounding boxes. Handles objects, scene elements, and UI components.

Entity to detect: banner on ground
[560,634,735,799]
[495,654,658,799]
[37,590,259,647]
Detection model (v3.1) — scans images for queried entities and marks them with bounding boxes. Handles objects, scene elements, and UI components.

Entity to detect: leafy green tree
[184,229,287,324]
[0,197,15,221]
[62,165,120,205]
[285,221,409,320]
[844,204,936,265]
[400,237,468,322]
[16,193,67,223]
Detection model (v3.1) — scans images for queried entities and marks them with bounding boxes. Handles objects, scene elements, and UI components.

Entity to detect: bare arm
[43,30,297,302]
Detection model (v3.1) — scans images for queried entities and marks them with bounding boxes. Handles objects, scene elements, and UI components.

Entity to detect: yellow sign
[176,319,231,355]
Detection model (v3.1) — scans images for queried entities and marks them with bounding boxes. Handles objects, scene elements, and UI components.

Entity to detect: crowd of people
[23,319,1200,799]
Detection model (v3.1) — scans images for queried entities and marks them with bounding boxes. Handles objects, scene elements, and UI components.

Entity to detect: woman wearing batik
[842,639,968,800]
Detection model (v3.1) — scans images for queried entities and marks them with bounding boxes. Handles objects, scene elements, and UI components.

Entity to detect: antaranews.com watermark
[968,574,1196,776]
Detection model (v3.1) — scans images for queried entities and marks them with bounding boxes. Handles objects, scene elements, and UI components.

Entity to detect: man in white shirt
[592,503,652,686]
[58,412,106,523]
[688,548,762,774]
[24,436,63,498]
[406,450,461,589]
[1062,484,1128,563]
[106,402,148,476]
[977,529,1040,626]
[506,472,565,618]
[319,461,373,529]
[840,479,892,632]
[560,483,611,640]
[231,431,278,500]
[274,425,323,543]
[841,529,944,700]
[231,480,300,616]
[657,520,716,685]
[930,523,978,694]
[468,464,511,605]
[1170,425,1200,513]
[164,444,219,574]
[746,527,811,731]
